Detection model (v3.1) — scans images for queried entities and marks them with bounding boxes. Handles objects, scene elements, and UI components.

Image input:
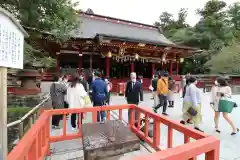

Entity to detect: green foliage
[1,0,80,68]
[155,0,240,74]
[7,107,32,151]
[205,43,240,74]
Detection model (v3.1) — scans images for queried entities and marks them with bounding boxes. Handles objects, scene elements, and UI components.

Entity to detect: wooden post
[78,55,82,74]
[19,122,24,138]
[90,53,93,71]
[152,63,155,76]
[29,116,33,127]
[169,60,173,75]
[131,63,134,72]
[106,57,110,77]
[176,62,179,75]
[0,67,8,159]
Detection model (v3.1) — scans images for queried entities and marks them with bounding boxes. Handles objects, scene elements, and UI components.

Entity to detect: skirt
[182,102,202,125]
[167,90,175,101]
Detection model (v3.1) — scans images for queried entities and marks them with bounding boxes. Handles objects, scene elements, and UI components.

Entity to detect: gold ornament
[180,58,184,63]
[107,51,112,58]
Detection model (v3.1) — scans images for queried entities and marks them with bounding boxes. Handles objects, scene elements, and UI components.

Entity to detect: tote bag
[218,97,235,113]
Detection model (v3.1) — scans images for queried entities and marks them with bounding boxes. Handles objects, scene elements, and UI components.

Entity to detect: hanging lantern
[135,53,139,60]
[107,51,112,58]
[162,52,166,63]
[180,58,184,63]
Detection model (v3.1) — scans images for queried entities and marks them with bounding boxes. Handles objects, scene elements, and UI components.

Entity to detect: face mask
[214,81,218,85]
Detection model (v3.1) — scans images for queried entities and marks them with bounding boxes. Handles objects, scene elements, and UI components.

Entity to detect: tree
[205,43,240,74]
[155,8,189,39]
[228,2,240,41]
[0,0,80,68]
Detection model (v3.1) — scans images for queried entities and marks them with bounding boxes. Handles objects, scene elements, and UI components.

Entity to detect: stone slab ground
[44,89,240,160]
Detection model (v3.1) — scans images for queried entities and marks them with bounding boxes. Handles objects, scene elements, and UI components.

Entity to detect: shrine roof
[73,12,175,45]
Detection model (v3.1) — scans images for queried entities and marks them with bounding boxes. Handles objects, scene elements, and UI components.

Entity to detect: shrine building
[28,12,202,91]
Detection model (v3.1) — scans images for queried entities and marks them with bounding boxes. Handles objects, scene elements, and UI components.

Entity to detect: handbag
[218,97,235,113]
[83,95,91,105]
[187,107,198,116]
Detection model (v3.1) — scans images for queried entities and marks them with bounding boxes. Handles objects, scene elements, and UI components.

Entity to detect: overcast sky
[78,0,238,26]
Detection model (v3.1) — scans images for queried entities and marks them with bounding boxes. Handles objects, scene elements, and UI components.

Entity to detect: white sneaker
[72,127,77,131]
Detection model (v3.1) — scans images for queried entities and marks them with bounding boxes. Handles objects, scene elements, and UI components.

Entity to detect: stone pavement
[46,90,240,160]
[109,92,240,160]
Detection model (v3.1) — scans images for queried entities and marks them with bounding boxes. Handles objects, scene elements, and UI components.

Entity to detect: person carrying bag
[212,77,239,135]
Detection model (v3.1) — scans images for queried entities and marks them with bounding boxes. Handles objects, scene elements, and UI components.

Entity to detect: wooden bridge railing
[8,105,220,160]
[7,96,50,151]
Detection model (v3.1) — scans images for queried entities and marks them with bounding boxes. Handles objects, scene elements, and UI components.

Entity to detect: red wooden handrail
[8,104,220,160]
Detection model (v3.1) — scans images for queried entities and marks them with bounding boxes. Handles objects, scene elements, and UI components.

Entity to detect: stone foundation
[7,93,46,107]
[82,120,140,160]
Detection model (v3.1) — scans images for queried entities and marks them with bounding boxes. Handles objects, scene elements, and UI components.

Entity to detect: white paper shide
[0,13,24,69]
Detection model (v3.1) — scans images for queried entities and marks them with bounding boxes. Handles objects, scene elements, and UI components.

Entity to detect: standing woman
[50,75,68,129]
[212,77,239,135]
[104,77,112,105]
[180,76,203,132]
[168,77,176,108]
[67,74,90,130]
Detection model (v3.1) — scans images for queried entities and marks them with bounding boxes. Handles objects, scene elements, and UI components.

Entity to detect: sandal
[231,128,239,135]
[194,127,204,132]
[215,126,221,133]
[180,120,185,125]
[187,119,193,124]
[216,129,221,133]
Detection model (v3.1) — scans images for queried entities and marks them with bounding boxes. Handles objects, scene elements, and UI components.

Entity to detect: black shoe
[153,108,158,113]
[168,105,173,108]
[187,119,193,124]
[231,128,239,135]
[180,120,185,125]
[216,129,221,133]
[162,112,168,116]
[194,127,204,132]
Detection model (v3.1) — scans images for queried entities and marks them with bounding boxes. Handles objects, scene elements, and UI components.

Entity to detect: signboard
[0,13,24,69]
[0,7,28,160]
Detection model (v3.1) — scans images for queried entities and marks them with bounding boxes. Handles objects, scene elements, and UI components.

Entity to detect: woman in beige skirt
[180,76,203,132]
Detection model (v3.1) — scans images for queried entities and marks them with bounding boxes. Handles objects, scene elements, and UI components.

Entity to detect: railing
[7,96,50,151]
[8,105,220,160]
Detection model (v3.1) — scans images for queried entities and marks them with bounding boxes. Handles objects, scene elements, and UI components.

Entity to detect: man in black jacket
[125,72,143,123]
[79,74,88,92]
[151,74,158,107]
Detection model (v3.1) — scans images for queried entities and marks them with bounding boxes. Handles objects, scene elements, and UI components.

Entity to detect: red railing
[8,105,220,160]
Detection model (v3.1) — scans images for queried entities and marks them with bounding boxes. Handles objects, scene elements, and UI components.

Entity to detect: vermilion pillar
[176,62,179,75]
[106,57,110,77]
[131,63,134,72]
[56,55,60,75]
[169,60,173,75]
[78,55,82,74]
[152,63,155,75]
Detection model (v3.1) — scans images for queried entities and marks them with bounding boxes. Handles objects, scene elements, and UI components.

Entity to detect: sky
[78,0,238,26]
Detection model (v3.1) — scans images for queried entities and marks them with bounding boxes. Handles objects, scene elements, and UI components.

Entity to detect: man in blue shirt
[92,71,108,122]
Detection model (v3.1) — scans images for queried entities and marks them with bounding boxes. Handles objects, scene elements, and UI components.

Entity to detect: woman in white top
[211,77,239,135]
[67,74,88,130]
[104,77,112,105]
[180,76,203,132]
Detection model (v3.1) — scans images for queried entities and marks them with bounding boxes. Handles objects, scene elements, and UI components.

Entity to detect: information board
[0,16,24,69]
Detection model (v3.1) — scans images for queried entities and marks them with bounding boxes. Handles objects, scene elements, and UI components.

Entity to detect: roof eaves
[0,7,29,37]
[96,34,199,50]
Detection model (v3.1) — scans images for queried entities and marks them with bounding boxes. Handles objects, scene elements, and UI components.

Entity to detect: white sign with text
[0,13,24,69]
